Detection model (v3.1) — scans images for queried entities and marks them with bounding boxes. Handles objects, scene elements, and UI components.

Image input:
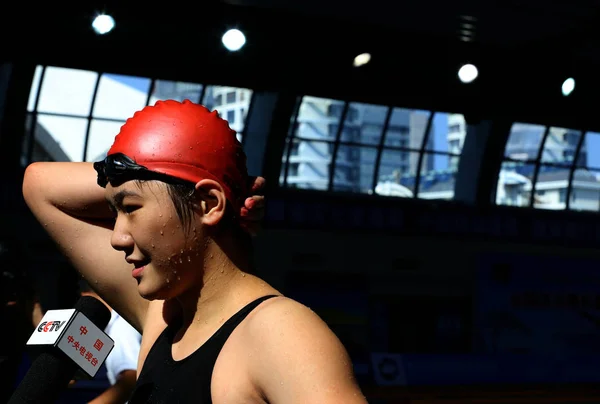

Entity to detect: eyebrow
[106,189,142,209]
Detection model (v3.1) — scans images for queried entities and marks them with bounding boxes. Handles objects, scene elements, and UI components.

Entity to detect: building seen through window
[23,66,253,166]
[496,122,600,212]
[279,96,467,200]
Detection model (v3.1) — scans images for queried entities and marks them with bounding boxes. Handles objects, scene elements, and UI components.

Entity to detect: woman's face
[105,180,205,301]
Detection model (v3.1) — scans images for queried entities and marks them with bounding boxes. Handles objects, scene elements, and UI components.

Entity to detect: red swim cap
[106,99,248,215]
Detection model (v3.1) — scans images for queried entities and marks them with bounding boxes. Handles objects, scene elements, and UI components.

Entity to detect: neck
[175,237,247,327]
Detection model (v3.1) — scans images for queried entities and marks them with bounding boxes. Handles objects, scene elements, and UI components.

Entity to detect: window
[496,122,600,212]
[24,66,254,165]
[226,110,235,124]
[206,86,253,143]
[279,95,467,200]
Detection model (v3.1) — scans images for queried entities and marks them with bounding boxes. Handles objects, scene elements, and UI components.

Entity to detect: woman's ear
[194,179,226,226]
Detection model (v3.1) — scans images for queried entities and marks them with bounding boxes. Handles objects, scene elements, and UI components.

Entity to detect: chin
[137,281,177,301]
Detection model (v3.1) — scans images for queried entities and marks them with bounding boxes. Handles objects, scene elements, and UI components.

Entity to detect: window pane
[533,165,572,209]
[569,168,600,212]
[281,139,332,190]
[30,114,88,162]
[332,145,377,193]
[93,73,151,120]
[292,96,341,141]
[85,120,126,162]
[385,108,430,149]
[504,123,546,161]
[287,97,303,138]
[27,65,44,112]
[581,131,600,169]
[496,161,535,206]
[540,127,582,165]
[226,110,235,124]
[418,153,457,199]
[347,103,387,146]
[149,80,203,104]
[424,112,462,154]
[204,86,253,134]
[375,150,420,197]
[36,66,98,116]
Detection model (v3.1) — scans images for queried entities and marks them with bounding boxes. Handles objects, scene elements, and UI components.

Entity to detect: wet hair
[95,153,239,234]
[133,179,239,236]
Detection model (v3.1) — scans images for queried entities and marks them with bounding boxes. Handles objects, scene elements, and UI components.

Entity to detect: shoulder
[243,296,331,339]
[242,296,344,363]
[239,296,367,403]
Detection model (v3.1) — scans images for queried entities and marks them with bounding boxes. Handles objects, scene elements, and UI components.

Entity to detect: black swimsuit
[129,295,278,403]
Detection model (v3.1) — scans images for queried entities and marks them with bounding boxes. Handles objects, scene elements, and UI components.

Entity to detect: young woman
[22,99,366,403]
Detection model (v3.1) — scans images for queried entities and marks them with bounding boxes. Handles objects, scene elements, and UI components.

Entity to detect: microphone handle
[8,350,78,404]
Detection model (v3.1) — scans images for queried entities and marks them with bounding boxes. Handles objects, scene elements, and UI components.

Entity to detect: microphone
[8,295,115,404]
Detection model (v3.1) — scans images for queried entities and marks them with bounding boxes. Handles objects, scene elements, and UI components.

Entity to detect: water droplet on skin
[173,270,177,274]
[187,256,191,262]
[209,254,213,258]
[179,258,183,263]
[159,213,163,217]
[166,278,170,283]
[152,244,155,248]
[220,269,224,273]
[180,249,184,254]
[44,223,48,227]
[177,276,181,281]
[94,280,99,284]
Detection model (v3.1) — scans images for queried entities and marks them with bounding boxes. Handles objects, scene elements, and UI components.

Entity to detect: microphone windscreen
[7,351,77,403]
[75,294,111,330]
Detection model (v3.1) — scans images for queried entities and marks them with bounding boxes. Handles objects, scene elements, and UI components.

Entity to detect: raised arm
[22,162,148,331]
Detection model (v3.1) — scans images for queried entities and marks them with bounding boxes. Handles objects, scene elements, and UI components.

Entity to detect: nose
[110,216,134,253]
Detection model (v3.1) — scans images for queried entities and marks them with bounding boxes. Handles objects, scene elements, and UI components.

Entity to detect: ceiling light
[561,77,575,96]
[222,29,246,52]
[458,63,478,83]
[92,14,115,35]
[353,53,371,67]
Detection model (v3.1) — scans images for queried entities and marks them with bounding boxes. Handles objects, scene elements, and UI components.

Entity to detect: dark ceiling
[223,0,600,51]
[2,1,600,128]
